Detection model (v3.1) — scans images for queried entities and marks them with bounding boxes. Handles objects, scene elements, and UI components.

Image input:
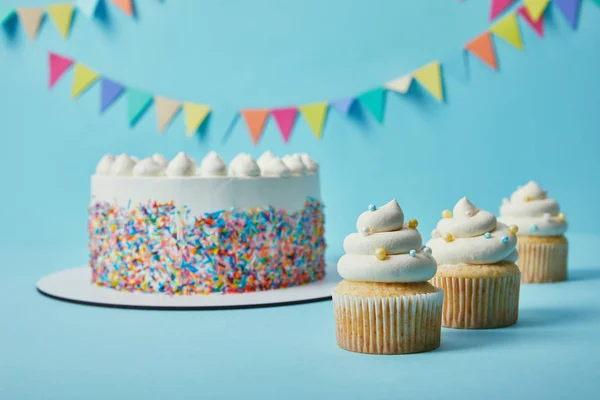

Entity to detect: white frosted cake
[89,151,325,295]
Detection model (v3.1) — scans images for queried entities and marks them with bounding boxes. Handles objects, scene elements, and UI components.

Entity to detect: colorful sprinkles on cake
[88,198,325,295]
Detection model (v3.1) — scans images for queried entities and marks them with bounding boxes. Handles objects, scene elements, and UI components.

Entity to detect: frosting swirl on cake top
[337,199,437,283]
[427,197,518,265]
[133,158,163,176]
[261,157,291,177]
[109,154,137,176]
[498,181,567,236]
[199,151,227,177]
[165,152,196,177]
[230,153,260,177]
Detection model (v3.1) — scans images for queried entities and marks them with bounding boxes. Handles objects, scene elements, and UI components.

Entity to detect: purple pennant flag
[100,78,125,113]
[330,97,355,116]
[553,0,581,29]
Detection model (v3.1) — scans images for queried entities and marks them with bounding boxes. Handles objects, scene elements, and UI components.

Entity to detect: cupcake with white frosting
[499,181,568,283]
[427,197,520,329]
[334,199,443,355]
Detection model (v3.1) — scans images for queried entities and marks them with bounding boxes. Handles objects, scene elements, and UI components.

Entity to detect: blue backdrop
[1,0,599,258]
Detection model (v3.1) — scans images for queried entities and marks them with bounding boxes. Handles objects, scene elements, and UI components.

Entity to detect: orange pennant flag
[465,31,498,70]
[110,0,133,16]
[241,109,270,144]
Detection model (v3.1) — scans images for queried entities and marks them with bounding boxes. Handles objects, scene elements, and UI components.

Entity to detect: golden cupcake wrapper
[332,289,444,355]
[517,241,568,283]
[431,274,520,329]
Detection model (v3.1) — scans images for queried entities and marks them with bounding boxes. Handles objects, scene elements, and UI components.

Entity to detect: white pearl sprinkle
[423,247,432,256]
[361,227,371,236]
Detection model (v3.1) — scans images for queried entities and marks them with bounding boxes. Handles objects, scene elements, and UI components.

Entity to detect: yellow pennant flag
[16,8,44,41]
[384,75,412,94]
[299,102,328,140]
[412,61,443,101]
[523,0,550,22]
[154,96,181,133]
[71,63,100,99]
[183,103,211,135]
[490,12,523,51]
[46,3,74,39]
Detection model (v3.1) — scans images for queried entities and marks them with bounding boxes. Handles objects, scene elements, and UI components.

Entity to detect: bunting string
[48,0,595,143]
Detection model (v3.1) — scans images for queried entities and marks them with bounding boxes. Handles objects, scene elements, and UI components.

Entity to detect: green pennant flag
[358,88,386,123]
[127,88,153,127]
[0,8,15,24]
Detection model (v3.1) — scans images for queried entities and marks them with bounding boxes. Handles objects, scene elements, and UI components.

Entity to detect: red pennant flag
[490,0,516,21]
[241,109,270,144]
[271,107,297,143]
[49,52,73,88]
[518,6,544,37]
[465,32,498,70]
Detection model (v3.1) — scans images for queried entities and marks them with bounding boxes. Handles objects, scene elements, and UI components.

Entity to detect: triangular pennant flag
[523,0,550,22]
[16,8,44,41]
[518,6,544,37]
[465,31,498,70]
[299,103,328,139]
[594,0,600,7]
[0,8,15,24]
[126,88,153,127]
[271,107,298,143]
[490,0,516,21]
[490,12,523,50]
[241,109,270,144]
[443,50,469,83]
[183,103,211,135]
[71,63,100,98]
[49,53,73,88]
[100,78,125,113]
[412,61,444,101]
[358,88,386,123]
[46,4,74,39]
[330,97,355,116]
[155,96,181,133]
[553,0,581,29]
[76,0,100,17]
[110,0,134,16]
[384,75,412,94]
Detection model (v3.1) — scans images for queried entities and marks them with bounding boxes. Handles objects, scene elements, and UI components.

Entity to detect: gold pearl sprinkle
[508,225,519,235]
[557,213,566,222]
[408,218,418,229]
[442,210,452,219]
[524,195,533,202]
[443,233,454,243]
[375,247,387,260]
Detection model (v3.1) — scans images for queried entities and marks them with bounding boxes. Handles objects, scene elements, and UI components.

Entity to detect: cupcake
[499,181,568,283]
[427,197,520,329]
[333,199,442,354]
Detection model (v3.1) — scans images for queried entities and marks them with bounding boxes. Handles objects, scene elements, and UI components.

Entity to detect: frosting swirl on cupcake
[498,181,567,236]
[427,197,518,265]
[337,199,437,283]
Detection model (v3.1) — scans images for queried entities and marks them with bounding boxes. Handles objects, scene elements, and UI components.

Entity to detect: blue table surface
[2,234,600,400]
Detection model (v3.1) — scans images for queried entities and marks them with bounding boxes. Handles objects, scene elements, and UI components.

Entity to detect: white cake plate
[36,262,340,310]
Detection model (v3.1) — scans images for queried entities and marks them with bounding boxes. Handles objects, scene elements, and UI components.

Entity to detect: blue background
[1,1,600,399]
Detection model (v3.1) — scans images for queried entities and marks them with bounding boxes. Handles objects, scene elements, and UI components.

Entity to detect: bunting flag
[76,0,100,17]
[46,3,74,39]
[71,63,99,98]
[271,107,298,143]
[443,51,469,83]
[155,96,181,133]
[553,0,581,29]
[330,97,355,116]
[490,12,523,50]
[49,52,73,88]
[523,0,550,22]
[127,88,153,127]
[384,75,412,94]
[16,8,44,41]
[490,0,516,21]
[183,103,211,135]
[100,78,125,113]
[0,8,15,24]
[465,31,498,70]
[518,6,544,37]
[412,61,444,101]
[358,88,386,123]
[111,0,134,16]
[299,103,328,140]
[241,109,270,144]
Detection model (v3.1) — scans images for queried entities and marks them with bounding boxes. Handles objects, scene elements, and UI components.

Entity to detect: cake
[498,181,568,283]
[333,199,443,354]
[89,151,325,295]
[427,197,520,329]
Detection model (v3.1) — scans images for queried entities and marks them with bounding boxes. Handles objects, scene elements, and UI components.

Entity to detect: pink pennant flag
[49,52,73,88]
[490,0,516,21]
[271,107,298,143]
